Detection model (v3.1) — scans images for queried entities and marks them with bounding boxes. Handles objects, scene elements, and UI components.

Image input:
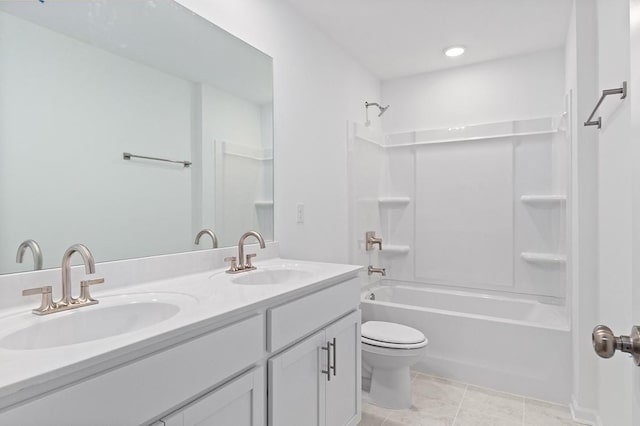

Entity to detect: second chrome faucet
[225,231,266,274]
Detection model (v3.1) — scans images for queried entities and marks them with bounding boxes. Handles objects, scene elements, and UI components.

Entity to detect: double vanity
[0,2,362,424]
[0,242,362,426]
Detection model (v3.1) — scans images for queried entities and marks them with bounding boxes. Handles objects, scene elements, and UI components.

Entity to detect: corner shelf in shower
[521,252,567,265]
[379,245,410,255]
[378,197,411,207]
[520,195,566,206]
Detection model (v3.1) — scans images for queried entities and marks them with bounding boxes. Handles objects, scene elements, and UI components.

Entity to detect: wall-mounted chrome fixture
[368,265,386,276]
[16,239,43,271]
[365,231,383,251]
[365,101,390,127]
[123,152,192,167]
[195,229,218,248]
[584,81,627,129]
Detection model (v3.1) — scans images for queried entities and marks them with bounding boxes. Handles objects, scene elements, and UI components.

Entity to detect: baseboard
[570,396,602,426]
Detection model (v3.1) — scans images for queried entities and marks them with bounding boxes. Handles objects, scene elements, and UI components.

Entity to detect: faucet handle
[245,253,257,269]
[224,256,238,273]
[22,285,52,297]
[22,285,54,315]
[365,231,383,251]
[78,277,104,304]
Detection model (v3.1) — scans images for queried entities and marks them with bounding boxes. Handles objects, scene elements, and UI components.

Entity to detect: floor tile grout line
[451,383,468,426]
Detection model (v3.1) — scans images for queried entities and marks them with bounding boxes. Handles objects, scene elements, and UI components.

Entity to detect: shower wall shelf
[379,245,410,255]
[378,197,411,207]
[520,195,567,205]
[254,201,274,207]
[521,252,567,265]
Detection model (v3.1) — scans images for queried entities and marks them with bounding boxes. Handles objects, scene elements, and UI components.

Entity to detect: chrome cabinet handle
[331,337,337,376]
[321,342,331,381]
[593,325,640,365]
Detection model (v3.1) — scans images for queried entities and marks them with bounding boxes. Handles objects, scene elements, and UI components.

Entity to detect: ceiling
[284,0,573,80]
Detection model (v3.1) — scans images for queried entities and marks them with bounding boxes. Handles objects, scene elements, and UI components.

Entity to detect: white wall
[176,0,382,263]
[381,49,566,134]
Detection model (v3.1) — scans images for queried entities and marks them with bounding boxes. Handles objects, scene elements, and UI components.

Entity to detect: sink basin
[0,292,195,350]
[231,268,313,285]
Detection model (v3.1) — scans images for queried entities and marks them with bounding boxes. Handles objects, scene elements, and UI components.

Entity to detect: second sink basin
[0,292,196,350]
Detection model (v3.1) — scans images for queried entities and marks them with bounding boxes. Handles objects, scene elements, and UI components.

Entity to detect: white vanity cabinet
[159,367,265,426]
[0,272,362,426]
[0,315,265,426]
[268,310,361,426]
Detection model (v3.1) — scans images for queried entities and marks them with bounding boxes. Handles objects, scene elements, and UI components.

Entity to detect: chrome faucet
[22,244,104,315]
[195,228,218,248]
[16,239,43,270]
[60,244,98,306]
[225,231,266,274]
[368,265,386,276]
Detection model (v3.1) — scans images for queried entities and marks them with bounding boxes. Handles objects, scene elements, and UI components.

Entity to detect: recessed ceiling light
[444,46,465,57]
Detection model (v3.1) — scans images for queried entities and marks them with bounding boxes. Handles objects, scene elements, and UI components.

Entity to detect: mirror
[0,0,274,274]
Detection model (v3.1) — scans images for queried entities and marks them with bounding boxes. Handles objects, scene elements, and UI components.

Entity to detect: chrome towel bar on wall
[123,152,192,167]
[584,81,627,129]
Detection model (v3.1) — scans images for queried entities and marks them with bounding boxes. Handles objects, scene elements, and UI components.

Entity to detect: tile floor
[359,372,588,426]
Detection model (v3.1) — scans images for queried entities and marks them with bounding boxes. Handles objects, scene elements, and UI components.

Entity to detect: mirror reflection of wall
[0,1,273,274]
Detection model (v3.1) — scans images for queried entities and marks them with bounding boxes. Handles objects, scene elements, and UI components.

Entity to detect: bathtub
[360,280,571,404]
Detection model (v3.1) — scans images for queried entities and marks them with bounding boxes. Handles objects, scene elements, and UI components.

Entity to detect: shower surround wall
[350,117,570,301]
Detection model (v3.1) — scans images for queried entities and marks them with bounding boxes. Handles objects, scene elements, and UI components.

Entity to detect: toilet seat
[362,321,427,349]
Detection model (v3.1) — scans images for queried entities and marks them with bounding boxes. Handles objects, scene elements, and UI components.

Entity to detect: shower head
[365,101,390,118]
[378,104,390,117]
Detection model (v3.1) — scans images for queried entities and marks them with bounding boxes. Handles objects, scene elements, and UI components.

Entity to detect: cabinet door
[325,310,361,426]
[162,367,265,426]
[268,330,327,426]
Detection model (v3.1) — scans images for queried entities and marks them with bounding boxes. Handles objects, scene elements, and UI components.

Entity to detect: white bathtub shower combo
[349,116,572,404]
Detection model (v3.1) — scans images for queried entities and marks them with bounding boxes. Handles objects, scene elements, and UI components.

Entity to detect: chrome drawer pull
[321,342,331,381]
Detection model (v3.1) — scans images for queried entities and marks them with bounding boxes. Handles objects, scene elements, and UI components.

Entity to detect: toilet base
[367,365,412,409]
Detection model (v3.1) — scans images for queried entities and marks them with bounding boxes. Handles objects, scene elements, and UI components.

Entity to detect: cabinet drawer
[0,315,264,426]
[267,278,359,352]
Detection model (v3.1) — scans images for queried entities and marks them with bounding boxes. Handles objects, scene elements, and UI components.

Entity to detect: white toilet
[361,321,428,409]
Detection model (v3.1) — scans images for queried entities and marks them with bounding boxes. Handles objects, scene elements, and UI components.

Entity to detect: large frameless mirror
[0,0,274,274]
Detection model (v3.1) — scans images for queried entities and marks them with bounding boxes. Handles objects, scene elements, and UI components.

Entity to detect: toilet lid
[361,321,426,346]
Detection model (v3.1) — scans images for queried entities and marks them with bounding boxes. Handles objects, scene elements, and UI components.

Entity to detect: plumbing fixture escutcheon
[365,231,383,251]
[592,325,640,366]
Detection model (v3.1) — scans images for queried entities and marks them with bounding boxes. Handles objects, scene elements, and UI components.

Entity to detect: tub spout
[368,265,386,276]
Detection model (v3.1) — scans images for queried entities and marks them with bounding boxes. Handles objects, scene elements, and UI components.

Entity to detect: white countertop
[0,258,361,408]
